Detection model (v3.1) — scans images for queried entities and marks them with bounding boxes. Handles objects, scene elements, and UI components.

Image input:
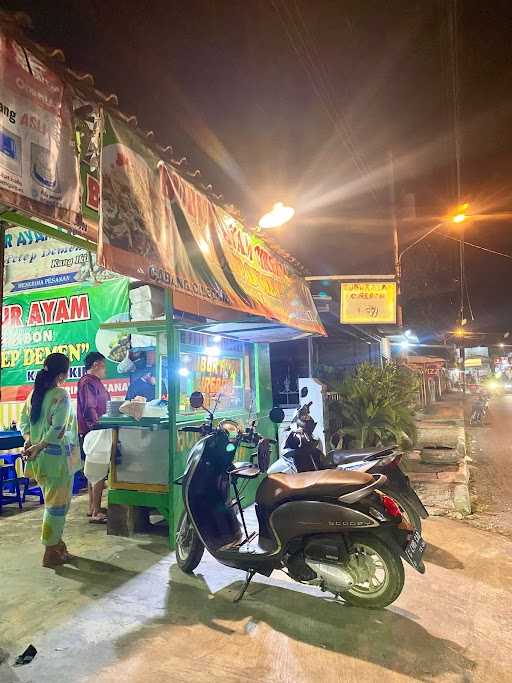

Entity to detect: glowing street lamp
[452,203,469,224]
[258,202,295,229]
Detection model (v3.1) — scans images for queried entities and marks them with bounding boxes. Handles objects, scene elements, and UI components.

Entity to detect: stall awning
[100,317,313,344]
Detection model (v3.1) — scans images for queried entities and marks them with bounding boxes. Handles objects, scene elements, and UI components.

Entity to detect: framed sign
[340,282,397,325]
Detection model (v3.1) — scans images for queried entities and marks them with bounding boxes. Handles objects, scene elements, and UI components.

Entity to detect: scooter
[174,391,426,609]
[268,402,429,533]
[470,391,489,426]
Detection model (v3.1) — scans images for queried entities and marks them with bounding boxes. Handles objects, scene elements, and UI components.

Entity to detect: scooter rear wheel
[176,511,204,573]
[342,534,405,609]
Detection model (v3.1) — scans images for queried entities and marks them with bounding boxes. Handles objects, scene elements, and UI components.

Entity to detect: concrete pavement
[1,495,512,682]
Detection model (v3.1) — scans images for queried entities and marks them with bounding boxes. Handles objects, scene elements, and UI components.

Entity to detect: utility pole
[388,150,403,328]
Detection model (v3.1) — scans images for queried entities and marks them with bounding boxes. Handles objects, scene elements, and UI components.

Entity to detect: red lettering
[40,299,57,324]
[27,302,43,326]
[54,298,70,324]
[86,174,100,211]
[69,295,90,321]
[2,304,22,327]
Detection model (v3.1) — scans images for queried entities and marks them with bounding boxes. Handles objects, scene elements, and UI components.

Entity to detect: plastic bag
[83,429,112,485]
[117,351,136,375]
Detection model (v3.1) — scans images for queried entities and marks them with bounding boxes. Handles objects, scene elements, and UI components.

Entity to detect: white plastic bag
[117,351,136,375]
[83,429,112,485]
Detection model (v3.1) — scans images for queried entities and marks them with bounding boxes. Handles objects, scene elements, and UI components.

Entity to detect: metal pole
[165,288,178,549]
[307,337,314,377]
[388,151,403,327]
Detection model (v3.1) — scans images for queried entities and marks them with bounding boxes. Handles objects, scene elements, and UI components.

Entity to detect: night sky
[5,0,512,335]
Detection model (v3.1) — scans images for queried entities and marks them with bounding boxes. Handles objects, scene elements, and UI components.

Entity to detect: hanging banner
[169,172,324,335]
[74,99,102,242]
[99,114,244,311]
[2,225,115,294]
[0,32,81,228]
[98,113,324,335]
[340,282,397,325]
[1,278,129,401]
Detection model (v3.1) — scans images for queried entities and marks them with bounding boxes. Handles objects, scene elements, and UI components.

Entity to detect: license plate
[405,530,426,570]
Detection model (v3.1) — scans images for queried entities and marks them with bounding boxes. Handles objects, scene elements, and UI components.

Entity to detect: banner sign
[98,112,324,335]
[0,32,80,228]
[1,278,129,401]
[170,172,324,335]
[2,225,116,294]
[340,282,397,325]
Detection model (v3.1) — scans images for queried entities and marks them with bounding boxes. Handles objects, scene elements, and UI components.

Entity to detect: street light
[258,202,295,229]
[452,203,469,224]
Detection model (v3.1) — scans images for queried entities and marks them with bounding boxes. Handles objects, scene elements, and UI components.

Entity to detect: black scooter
[274,401,429,532]
[174,392,425,609]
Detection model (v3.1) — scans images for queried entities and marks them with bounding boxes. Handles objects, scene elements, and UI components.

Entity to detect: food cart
[97,316,285,547]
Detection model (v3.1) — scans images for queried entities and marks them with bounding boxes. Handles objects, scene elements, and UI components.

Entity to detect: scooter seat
[256,469,373,509]
[328,446,396,466]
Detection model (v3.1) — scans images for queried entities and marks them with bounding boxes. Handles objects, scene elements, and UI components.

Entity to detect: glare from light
[258,202,295,229]
[178,367,190,377]
[405,329,412,337]
[455,327,464,337]
[198,238,210,254]
[213,335,222,343]
[400,340,410,350]
[205,345,221,357]
[452,202,469,224]
[499,343,505,348]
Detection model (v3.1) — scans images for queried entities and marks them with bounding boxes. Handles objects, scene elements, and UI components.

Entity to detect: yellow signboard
[340,282,397,325]
[464,357,482,368]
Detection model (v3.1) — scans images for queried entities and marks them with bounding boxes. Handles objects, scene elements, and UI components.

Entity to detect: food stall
[0,17,325,536]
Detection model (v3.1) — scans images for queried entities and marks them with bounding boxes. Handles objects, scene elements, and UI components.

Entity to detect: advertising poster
[1,278,129,401]
[98,113,324,335]
[0,32,80,227]
[340,282,397,325]
[3,225,115,294]
[170,171,325,335]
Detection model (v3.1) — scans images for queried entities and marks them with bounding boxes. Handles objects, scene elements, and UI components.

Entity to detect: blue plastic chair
[0,453,23,512]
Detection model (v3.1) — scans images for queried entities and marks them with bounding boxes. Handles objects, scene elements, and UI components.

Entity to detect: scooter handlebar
[179,426,206,433]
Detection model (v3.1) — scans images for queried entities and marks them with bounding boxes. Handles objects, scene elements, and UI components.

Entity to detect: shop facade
[0,18,324,542]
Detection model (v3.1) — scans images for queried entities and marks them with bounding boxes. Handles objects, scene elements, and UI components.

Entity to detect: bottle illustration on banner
[31,142,58,190]
[0,128,22,176]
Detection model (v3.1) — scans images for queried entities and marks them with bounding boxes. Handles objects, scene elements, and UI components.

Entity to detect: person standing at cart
[20,353,80,568]
[77,351,110,524]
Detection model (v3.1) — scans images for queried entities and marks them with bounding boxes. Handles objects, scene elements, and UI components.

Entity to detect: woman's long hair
[30,353,70,424]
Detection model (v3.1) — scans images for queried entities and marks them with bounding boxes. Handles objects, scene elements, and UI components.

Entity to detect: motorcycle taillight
[380,494,402,519]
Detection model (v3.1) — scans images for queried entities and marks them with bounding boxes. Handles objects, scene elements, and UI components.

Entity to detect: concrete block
[107,504,150,537]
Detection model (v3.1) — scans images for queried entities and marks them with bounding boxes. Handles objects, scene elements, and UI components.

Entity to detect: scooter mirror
[269,407,285,424]
[189,391,205,409]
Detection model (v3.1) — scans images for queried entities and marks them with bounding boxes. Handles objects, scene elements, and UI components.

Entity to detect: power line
[270,0,378,200]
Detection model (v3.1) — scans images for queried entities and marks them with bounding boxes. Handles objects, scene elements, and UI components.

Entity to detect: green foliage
[329,362,419,449]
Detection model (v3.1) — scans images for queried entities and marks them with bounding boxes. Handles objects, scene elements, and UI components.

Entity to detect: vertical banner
[0,32,80,227]
[1,278,129,401]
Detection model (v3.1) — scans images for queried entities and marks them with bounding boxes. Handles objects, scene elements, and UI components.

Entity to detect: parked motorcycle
[174,391,426,609]
[268,401,428,533]
[470,391,489,426]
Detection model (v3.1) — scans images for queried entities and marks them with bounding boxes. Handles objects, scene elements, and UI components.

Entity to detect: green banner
[1,278,129,400]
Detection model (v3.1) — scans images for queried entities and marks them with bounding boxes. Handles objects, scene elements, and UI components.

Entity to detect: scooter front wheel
[342,534,405,609]
[176,510,204,573]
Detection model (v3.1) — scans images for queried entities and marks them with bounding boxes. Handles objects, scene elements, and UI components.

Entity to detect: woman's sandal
[89,513,107,524]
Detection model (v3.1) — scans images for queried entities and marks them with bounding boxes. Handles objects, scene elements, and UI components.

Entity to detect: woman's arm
[19,395,31,443]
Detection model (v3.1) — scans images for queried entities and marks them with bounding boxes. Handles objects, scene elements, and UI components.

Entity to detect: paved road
[467,394,512,537]
[2,497,512,682]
